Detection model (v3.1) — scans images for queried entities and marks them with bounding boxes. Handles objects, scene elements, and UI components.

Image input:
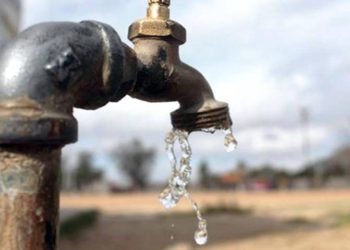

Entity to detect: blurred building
[0,0,21,45]
[218,172,245,190]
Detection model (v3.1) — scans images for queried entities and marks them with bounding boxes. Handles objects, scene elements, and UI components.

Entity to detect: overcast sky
[19,0,350,183]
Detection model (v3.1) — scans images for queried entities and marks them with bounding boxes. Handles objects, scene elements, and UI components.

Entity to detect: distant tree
[73,152,104,191]
[294,164,315,179]
[324,163,346,178]
[248,164,275,179]
[199,160,211,189]
[112,139,155,190]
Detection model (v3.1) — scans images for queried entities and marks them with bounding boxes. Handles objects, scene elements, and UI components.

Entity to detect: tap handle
[148,0,170,6]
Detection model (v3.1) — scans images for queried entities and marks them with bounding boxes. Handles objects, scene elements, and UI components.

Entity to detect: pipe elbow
[0,21,137,145]
[128,38,231,132]
[128,39,217,110]
[173,62,220,113]
[170,63,232,132]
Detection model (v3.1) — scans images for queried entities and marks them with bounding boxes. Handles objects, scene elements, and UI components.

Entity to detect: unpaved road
[59,190,350,250]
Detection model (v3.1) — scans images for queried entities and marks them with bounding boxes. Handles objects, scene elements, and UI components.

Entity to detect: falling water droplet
[223,128,238,152]
[194,219,208,245]
[194,228,208,245]
[170,235,175,241]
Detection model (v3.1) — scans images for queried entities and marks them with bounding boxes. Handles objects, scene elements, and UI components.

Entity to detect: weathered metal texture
[0,21,137,145]
[171,106,232,132]
[0,146,61,250]
[128,1,232,132]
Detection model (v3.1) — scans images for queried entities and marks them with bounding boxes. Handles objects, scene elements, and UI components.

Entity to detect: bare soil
[59,190,350,250]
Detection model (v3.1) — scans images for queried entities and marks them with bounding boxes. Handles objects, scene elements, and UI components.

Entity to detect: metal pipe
[0,146,61,250]
[0,20,137,250]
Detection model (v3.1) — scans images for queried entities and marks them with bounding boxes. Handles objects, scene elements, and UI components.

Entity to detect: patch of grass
[60,210,100,239]
[286,217,312,225]
[335,214,350,227]
[159,202,252,218]
[202,202,253,215]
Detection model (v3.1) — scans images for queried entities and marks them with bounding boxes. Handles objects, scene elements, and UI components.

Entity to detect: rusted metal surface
[0,146,61,250]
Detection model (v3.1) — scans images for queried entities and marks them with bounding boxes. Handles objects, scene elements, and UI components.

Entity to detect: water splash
[160,127,237,245]
[159,130,191,209]
[223,128,238,152]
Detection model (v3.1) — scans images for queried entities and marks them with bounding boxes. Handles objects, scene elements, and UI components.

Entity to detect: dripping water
[159,127,237,245]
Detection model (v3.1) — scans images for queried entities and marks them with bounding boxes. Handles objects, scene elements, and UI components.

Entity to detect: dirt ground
[59,190,350,250]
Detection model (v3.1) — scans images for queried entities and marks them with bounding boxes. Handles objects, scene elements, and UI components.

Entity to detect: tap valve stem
[147,0,170,19]
[148,0,170,6]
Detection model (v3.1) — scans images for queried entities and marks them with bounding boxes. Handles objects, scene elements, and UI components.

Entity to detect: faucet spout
[170,63,232,132]
[128,1,232,132]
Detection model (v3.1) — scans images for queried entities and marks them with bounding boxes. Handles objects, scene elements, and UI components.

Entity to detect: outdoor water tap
[128,0,232,132]
[0,0,233,249]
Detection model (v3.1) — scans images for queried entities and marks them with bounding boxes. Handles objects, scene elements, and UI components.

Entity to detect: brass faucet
[129,0,232,132]
[0,1,233,249]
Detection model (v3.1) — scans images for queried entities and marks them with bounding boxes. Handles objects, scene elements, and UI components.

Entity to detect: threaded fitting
[148,0,170,6]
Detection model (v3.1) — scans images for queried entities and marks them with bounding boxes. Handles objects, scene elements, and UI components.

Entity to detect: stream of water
[159,127,238,245]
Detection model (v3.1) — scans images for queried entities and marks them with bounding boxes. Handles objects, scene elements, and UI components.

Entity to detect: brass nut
[128,19,186,44]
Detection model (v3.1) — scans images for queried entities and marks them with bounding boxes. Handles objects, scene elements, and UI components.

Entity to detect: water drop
[170,235,175,241]
[194,228,208,245]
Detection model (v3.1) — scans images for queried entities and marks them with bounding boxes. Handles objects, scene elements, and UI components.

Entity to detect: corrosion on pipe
[0,146,61,250]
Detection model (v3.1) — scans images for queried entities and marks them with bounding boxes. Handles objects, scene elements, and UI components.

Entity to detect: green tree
[112,139,155,190]
[73,152,103,191]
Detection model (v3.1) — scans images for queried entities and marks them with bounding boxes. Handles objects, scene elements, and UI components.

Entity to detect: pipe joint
[0,21,137,145]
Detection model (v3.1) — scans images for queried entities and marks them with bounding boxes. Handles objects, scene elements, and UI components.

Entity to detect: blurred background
[1,0,350,249]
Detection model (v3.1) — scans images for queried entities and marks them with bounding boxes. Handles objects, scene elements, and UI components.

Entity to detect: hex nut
[128,19,186,44]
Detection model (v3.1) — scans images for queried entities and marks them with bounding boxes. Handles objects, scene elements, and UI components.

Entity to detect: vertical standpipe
[0,146,61,250]
[0,20,137,250]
